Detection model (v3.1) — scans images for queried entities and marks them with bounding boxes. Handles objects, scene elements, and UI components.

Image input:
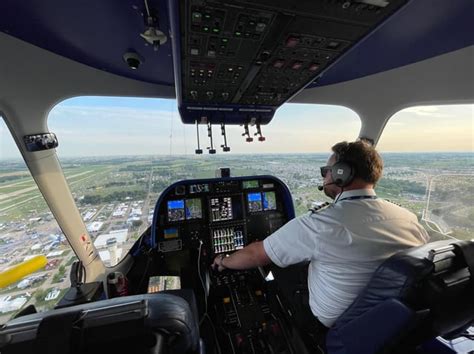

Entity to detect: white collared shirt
[263,189,429,327]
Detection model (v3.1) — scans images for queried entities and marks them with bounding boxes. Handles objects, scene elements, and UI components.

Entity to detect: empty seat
[0,293,200,354]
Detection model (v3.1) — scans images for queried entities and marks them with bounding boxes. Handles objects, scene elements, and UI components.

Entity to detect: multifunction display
[168,198,203,222]
[189,183,209,194]
[248,192,263,212]
[186,198,202,219]
[247,191,276,212]
[263,192,276,211]
[167,200,185,222]
[210,197,233,222]
[243,180,259,189]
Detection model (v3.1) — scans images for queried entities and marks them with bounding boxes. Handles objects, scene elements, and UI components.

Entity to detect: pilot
[212,140,429,344]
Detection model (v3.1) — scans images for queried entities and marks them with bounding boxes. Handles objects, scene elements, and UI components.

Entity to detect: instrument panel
[152,175,294,255]
[170,0,409,124]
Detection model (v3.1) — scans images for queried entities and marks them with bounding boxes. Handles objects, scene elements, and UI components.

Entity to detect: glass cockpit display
[190,183,209,194]
[247,192,263,212]
[185,198,202,219]
[247,191,277,212]
[243,180,259,189]
[168,199,202,221]
[167,200,185,222]
[210,197,233,222]
[263,192,277,211]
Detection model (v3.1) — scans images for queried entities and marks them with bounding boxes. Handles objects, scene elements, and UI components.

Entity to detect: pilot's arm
[212,241,271,272]
[212,215,318,271]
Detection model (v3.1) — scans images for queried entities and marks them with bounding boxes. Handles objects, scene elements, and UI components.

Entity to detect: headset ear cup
[331,161,354,187]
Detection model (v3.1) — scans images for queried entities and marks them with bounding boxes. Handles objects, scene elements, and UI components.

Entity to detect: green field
[1,154,472,238]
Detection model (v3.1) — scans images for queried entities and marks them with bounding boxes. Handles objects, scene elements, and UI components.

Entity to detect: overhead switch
[291,62,303,70]
[273,60,285,68]
[286,36,299,48]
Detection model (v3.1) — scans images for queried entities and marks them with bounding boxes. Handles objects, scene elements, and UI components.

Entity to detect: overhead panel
[169,0,408,125]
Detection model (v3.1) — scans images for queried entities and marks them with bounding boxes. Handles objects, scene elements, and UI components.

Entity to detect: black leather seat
[326,240,474,354]
[0,293,200,354]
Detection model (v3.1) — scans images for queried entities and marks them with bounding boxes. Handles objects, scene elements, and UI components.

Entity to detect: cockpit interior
[0,0,473,353]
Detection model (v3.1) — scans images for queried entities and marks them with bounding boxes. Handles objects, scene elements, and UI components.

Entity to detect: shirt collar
[336,188,376,201]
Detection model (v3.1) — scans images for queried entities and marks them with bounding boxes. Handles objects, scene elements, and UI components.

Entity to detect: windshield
[47,98,361,265]
[45,99,474,266]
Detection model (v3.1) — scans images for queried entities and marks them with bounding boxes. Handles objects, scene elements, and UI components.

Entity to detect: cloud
[402,106,453,118]
[49,105,174,125]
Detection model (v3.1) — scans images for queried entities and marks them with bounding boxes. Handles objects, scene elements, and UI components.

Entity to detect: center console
[151,175,297,353]
[210,269,294,353]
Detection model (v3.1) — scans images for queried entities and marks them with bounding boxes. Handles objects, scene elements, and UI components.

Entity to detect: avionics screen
[210,197,233,222]
[167,200,185,222]
[247,192,263,212]
[189,184,209,194]
[263,192,277,211]
[185,198,202,219]
[243,180,259,189]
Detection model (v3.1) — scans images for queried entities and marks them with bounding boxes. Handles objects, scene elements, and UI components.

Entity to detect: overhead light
[140,27,167,51]
[140,0,168,50]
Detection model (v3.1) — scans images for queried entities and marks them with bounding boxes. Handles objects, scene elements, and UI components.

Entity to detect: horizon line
[1,150,473,162]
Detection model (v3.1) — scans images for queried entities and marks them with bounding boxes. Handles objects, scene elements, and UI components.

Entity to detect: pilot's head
[321,140,383,199]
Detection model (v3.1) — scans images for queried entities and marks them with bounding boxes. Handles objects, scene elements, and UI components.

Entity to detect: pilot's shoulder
[308,202,332,214]
[382,199,403,207]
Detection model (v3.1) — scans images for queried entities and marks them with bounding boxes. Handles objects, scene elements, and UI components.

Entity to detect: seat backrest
[326,240,474,354]
[0,293,200,354]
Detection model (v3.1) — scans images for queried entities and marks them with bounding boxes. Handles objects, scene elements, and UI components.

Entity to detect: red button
[273,60,285,68]
[291,62,303,70]
[286,36,299,47]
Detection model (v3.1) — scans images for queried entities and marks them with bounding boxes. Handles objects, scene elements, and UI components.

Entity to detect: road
[420,172,473,238]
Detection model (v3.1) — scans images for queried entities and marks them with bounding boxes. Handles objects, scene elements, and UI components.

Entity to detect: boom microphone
[318,182,336,191]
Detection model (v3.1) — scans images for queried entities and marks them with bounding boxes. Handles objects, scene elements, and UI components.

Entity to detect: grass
[0,184,37,193]
[33,287,68,311]
[0,196,49,223]
[0,166,112,223]
[0,177,34,188]
[65,255,78,266]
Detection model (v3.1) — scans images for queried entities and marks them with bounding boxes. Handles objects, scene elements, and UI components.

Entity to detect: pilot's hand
[212,254,228,272]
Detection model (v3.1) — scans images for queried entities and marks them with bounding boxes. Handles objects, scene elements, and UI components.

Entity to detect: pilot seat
[326,240,474,354]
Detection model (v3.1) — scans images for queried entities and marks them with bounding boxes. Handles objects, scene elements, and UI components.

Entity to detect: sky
[0,98,473,160]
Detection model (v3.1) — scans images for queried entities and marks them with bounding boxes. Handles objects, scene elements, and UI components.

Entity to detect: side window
[0,118,75,324]
[377,105,474,241]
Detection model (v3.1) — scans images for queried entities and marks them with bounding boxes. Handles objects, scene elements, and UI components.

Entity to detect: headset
[331,152,355,187]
